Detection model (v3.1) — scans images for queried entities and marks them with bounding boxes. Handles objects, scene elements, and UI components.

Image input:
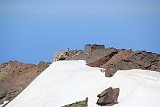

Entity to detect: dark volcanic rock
[97,87,120,106]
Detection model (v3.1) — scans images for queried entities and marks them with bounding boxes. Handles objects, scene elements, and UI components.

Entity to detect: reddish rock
[0,61,50,104]
[87,51,118,67]
[105,51,160,77]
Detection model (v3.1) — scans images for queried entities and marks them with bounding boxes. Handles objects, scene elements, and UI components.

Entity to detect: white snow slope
[6,60,160,107]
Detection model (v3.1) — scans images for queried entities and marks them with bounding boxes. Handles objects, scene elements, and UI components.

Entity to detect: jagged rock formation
[52,44,116,64]
[100,49,133,68]
[86,49,118,67]
[53,50,81,62]
[54,44,160,77]
[84,44,105,53]
[1,44,160,106]
[105,51,160,77]
[0,61,50,105]
[65,48,119,65]
[97,87,120,106]
[62,98,88,107]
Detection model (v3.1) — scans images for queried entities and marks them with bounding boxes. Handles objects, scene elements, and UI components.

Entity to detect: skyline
[1,0,160,64]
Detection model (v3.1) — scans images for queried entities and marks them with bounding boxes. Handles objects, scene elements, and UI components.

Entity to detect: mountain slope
[5,60,160,107]
[0,61,50,105]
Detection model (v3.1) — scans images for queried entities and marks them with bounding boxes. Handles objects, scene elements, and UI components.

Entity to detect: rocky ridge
[53,44,160,77]
[1,44,160,107]
[0,61,50,105]
[51,44,159,106]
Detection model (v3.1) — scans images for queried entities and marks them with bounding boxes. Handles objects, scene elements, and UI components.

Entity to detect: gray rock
[62,98,88,107]
[97,87,120,106]
[0,90,7,104]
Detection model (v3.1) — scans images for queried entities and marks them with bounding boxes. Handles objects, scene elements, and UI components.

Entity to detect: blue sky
[1,0,160,64]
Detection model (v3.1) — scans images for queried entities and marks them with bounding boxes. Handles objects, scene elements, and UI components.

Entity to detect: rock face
[64,47,119,67]
[0,61,50,105]
[55,45,160,77]
[87,51,118,67]
[62,98,88,107]
[105,51,160,77]
[53,51,68,62]
[84,44,105,53]
[101,49,133,68]
[52,45,160,83]
[97,87,120,106]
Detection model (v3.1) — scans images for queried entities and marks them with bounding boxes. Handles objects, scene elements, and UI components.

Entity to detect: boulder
[62,98,88,107]
[97,87,120,106]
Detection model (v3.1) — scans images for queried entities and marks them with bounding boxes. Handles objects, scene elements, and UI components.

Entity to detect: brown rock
[97,87,120,106]
[101,49,133,68]
[62,98,88,107]
[0,89,7,104]
[52,45,160,76]
[87,51,118,67]
[105,51,160,77]
[37,61,50,72]
[0,61,50,104]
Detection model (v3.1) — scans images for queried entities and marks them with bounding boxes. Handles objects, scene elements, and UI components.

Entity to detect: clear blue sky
[1,0,160,64]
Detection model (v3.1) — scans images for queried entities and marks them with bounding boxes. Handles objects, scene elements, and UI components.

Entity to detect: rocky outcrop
[105,59,141,77]
[87,51,118,67]
[53,51,69,62]
[53,50,81,62]
[62,98,88,107]
[101,49,133,68]
[64,48,119,67]
[53,45,160,77]
[84,44,105,53]
[97,87,120,106]
[126,51,160,71]
[0,61,50,105]
[105,51,160,77]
